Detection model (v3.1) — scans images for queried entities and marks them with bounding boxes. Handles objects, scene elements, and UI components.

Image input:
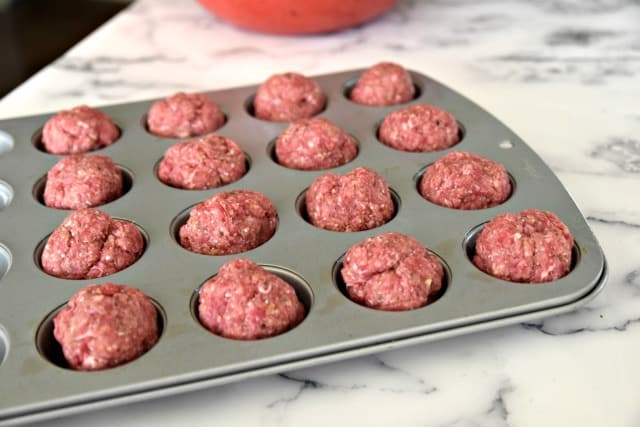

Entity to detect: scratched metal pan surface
[0,68,607,425]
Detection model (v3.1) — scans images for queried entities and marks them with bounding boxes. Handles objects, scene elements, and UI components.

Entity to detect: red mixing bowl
[196,0,399,35]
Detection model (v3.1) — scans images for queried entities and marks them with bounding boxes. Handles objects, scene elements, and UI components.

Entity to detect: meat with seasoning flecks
[198,259,305,339]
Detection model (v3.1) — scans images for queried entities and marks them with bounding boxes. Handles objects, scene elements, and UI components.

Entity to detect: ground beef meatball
[43,154,123,209]
[341,232,443,311]
[53,283,159,371]
[275,117,357,170]
[42,105,120,155]
[378,103,460,152]
[198,259,305,340]
[41,208,144,280]
[157,134,246,190]
[146,92,225,138]
[253,72,325,122]
[473,209,574,283]
[179,190,278,255]
[350,62,415,106]
[305,167,394,232]
[420,151,511,210]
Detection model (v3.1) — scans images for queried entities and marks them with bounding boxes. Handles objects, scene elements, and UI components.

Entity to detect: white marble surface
[2,0,640,425]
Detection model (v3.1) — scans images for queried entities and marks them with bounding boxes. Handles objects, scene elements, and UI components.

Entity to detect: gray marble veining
[0,0,638,425]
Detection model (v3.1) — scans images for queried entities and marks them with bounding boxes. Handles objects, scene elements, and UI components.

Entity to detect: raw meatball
[53,283,159,371]
[350,62,415,106]
[42,105,120,155]
[41,208,144,280]
[253,72,325,122]
[275,117,357,170]
[198,259,305,340]
[146,92,225,138]
[420,151,511,210]
[473,209,574,283]
[305,167,394,232]
[179,190,278,255]
[157,134,246,190]
[378,103,460,152]
[43,154,123,209]
[341,232,443,311]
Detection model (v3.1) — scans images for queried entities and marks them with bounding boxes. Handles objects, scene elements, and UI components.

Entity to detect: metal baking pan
[0,68,607,426]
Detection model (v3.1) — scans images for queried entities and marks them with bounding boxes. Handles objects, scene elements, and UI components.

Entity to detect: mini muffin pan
[0,68,607,426]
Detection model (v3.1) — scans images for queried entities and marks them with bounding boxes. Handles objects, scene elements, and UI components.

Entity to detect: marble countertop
[1,0,639,425]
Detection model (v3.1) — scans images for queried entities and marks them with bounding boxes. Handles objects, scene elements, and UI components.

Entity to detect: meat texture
[275,117,357,170]
[53,283,159,371]
[350,62,415,106]
[180,190,278,255]
[473,209,574,283]
[158,134,246,190]
[42,105,119,154]
[198,259,305,340]
[420,151,510,209]
[305,167,394,232]
[253,72,325,122]
[341,232,444,311]
[378,103,460,152]
[43,154,123,209]
[41,208,144,280]
[146,92,225,138]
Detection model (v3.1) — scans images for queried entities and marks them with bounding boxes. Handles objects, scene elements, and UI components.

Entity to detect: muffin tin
[0,68,607,425]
